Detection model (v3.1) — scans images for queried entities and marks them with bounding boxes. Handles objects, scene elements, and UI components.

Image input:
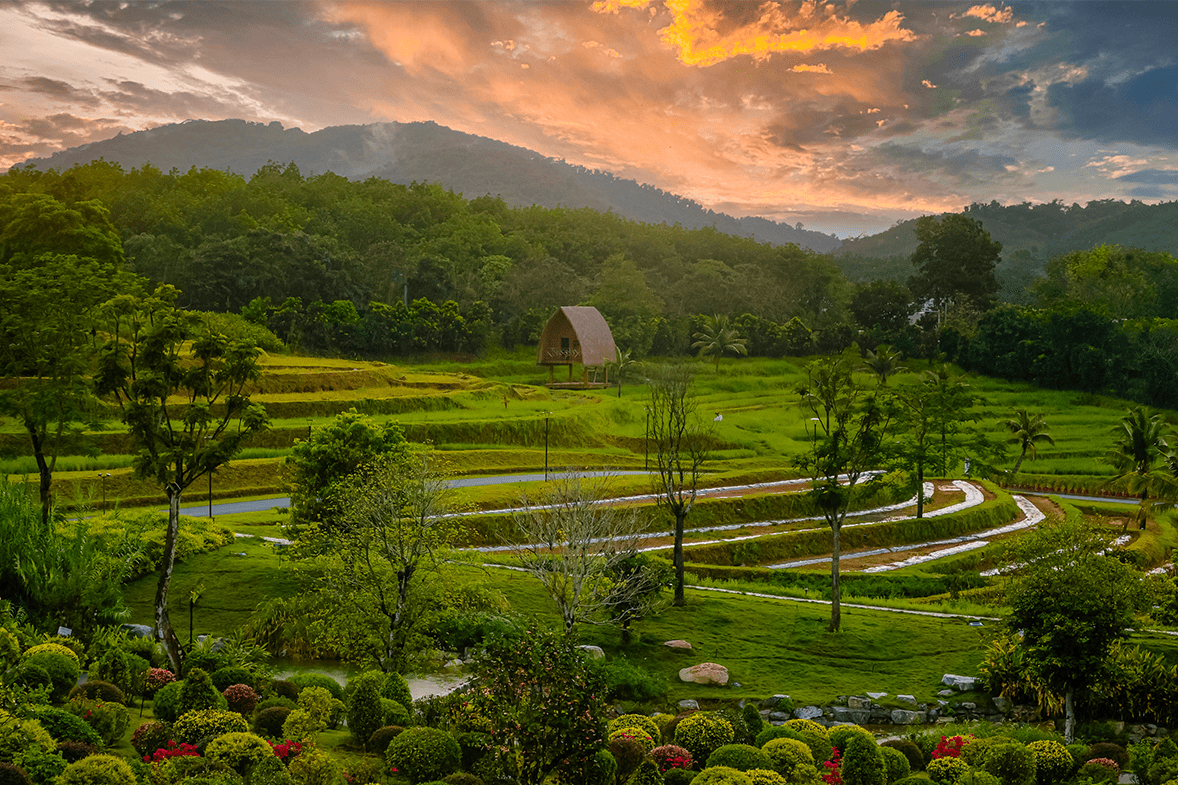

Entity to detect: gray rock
[961,702,976,711]
[795,706,824,720]
[831,707,872,724]
[937,700,949,708]
[870,707,891,723]
[936,716,955,724]
[927,708,940,722]
[679,699,699,711]
[770,711,791,722]
[897,695,918,706]
[121,623,154,639]
[664,639,693,650]
[679,663,729,685]
[1147,724,1159,736]
[938,689,955,697]
[1109,721,1125,733]
[867,692,888,700]
[761,694,792,709]
[578,645,605,659]
[848,696,870,709]
[941,674,977,691]
[890,710,927,725]
[992,697,1011,713]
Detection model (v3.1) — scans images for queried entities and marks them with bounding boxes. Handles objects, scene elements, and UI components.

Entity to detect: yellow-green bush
[675,712,736,769]
[56,754,135,785]
[172,709,250,744]
[763,738,815,779]
[783,719,831,765]
[608,714,662,745]
[205,731,274,775]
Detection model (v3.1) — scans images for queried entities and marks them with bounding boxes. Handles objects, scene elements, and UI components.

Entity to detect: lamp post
[544,411,551,481]
[98,473,111,510]
[644,407,651,471]
[207,470,213,519]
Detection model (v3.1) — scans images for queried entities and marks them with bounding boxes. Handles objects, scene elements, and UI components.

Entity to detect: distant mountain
[13,119,841,253]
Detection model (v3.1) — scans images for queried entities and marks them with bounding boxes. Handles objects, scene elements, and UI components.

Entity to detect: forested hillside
[13,118,840,252]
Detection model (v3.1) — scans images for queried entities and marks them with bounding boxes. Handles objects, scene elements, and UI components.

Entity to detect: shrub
[63,699,129,747]
[173,709,250,744]
[763,738,815,779]
[1089,743,1129,771]
[282,687,335,742]
[251,754,294,785]
[0,712,55,764]
[744,704,765,739]
[609,727,656,755]
[290,673,344,703]
[442,774,484,785]
[211,667,255,692]
[610,714,663,745]
[0,762,31,785]
[131,721,173,758]
[882,741,925,772]
[610,737,646,783]
[665,769,698,785]
[880,746,912,784]
[143,739,200,764]
[368,726,404,755]
[68,681,126,705]
[582,746,617,785]
[747,771,789,785]
[92,649,136,698]
[694,766,754,785]
[271,680,299,702]
[257,697,297,714]
[145,668,176,696]
[757,726,806,749]
[960,739,993,768]
[252,707,291,739]
[709,744,773,772]
[8,663,51,695]
[22,653,79,702]
[25,707,102,747]
[831,727,876,755]
[783,719,831,764]
[982,743,1036,785]
[0,629,18,671]
[56,741,98,763]
[1064,744,1089,770]
[1025,741,1071,785]
[926,757,970,785]
[958,772,1001,785]
[205,732,274,775]
[843,735,886,785]
[14,743,67,783]
[719,707,754,746]
[893,778,933,785]
[675,712,736,765]
[386,727,461,783]
[630,759,665,785]
[596,657,669,702]
[179,668,225,715]
[21,643,79,666]
[933,737,973,761]
[1078,759,1119,784]
[653,744,694,773]
[381,699,410,728]
[153,681,184,723]
[347,672,385,748]
[381,672,413,711]
[56,754,135,785]
[223,684,259,717]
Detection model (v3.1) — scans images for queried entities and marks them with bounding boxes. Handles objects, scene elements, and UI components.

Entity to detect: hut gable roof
[538,306,617,366]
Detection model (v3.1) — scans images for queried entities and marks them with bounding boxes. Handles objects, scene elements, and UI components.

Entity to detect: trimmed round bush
[783,718,832,764]
[369,725,404,755]
[609,727,656,754]
[56,753,135,785]
[210,666,254,692]
[382,698,411,728]
[694,766,753,785]
[831,726,877,755]
[68,681,126,705]
[381,672,413,711]
[172,708,250,744]
[291,672,344,702]
[1064,744,1090,769]
[249,754,292,785]
[629,759,664,785]
[22,652,79,702]
[131,721,173,758]
[609,714,663,744]
[675,711,735,766]
[256,696,297,714]
[960,738,994,768]
[14,744,67,783]
[755,726,805,749]
[21,642,80,666]
[63,698,129,747]
[584,746,617,785]
[56,741,98,763]
[26,706,102,747]
[652,744,694,773]
[708,744,772,772]
[386,726,461,783]
[442,774,484,785]
[665,769,699,785]
[843,734,886,785]
[0,712,55,764]
[1078,759,1119,784]
[252,706,291,739]
[289,746,342,784]
[882,740,925,772]
[223,684,259,717]
[747,771,789,785]
[894,778,934,785]
[982,743,1036,785]
[9,663,51,694]
[763,738,815,779]
[927,757,970,785]
[348,671,385,748]
[959,772,1002,785]
[205,732,273,775]
[1088,743,1129,771]
[0,762,31,785]
[610,737,646,782]
[880,745,912,784]
[270,680,298,701]
[1026,740,1072,785]
[743,705,765,739]
[178,668,224,715]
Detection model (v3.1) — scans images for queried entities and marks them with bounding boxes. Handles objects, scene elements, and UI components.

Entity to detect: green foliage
[610,738,646,783]
[843,735,886,785]
[783,720,831,765]
[958,772,1001,785]
[380,672,413,711]
[249,754,293,785]
[63,698,128,747]
[12,743,66,785]
[180,669,227,716]
[881,741,924,772]
[385,727,461,783]
[0,711,55,763]
[926,758,970,785]
[153,681,184,724]
[210,667,254,692]
[880,746,912,784]
[20,653,78,703]
[982,743,1036,785]
[131,720,172,757]
[252,707,291,739]
[629,759,665,785]
[1025,741,1072,785]
[708,744,773,772]
[747,771,789,785]
[909,214,1002,309]
[1087,745,1128,772]
[288,745,344,785]
[288,673,343,702]
[755,727,804,750]
[830,727,876,756]
[0,762,31,785]
[1077,760,1119,784]
[693,766,753,785]
[68,682,126,705]
[381,699,410,728]
[91,649,135,699]
[56,754,135,785]
[204,732,274,775]
[172,709,250,745]
[664,769,698,785]
[368,725,403,756]
[596,658,669,703]
[762,739,815,779]
[609,727,656,755]
[281,686,334,742]
[742,704,764,740]
[24,707,102,747]
[347,671,385,749]
[675,712,735,767]
[609,716,663,747]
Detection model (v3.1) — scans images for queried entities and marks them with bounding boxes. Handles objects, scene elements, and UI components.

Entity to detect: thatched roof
[537,306,617,366]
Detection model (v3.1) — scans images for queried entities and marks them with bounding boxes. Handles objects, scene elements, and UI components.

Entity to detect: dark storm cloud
[14,76,100,106]
[1115,169,1178,186]
[1048,64,1178,148]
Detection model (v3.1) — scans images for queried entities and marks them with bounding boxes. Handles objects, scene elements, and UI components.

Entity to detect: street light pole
[208,471,213,519]
[644,408,650,471]
[544,412,551,481]
[99,473,111,510]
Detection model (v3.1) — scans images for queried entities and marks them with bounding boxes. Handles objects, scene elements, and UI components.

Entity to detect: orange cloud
[963,5,1014,24]
[792,63,832,74]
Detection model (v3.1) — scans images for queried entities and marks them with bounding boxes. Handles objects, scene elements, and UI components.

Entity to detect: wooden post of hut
[536,306,617,390]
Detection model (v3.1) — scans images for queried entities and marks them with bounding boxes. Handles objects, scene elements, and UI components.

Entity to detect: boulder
[891,710,927,725]
[831,707,872,724]
[897,695,917,706]
[992,696,1011,713]
[795,706,824,721]
[847,696,870,709]
[578,645,605,659]
[761,694,792,709]
[769,711,791,722]
[679,699,699,711]
[679,663,729,685]
[121,623,154,639]
[941,674,977,691]
[867,692,888,700]
[664,640,693,650]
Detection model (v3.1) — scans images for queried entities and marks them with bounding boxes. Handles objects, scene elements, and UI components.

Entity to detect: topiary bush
[609,714,663,744]
[675,712,735,766]
[68,681,126,705]
[610,737,646,783]
[25,707,102,747]
[55,741,98,764]
[882,740,925,772]
[382,699,411,728]
[652,744,694,773]
[131,721,173,758]
[381,672,413,712]
[665,769,698,785]
[743,705,765,740]
[256,696,297,714]
[629,758,665,785]
[0,762,31,785]
[842,734,886,785]
[270,680,298,702]
[291,673,344,702]
[762,738,815,780]
[289,745,343,785]
[609,727,656,755]
[210,667,254,692]
[982,743,1036,785]
[250,753,293,785]
[56,753,135,785]
[1078,759,1119,784]
[708,744,773,772]
[13,744,67,784]
[63,698,129,747]
[747,770,789,785]
[0,712,55,764]
[693,765,753,785]
[178,668,226,715]
[831,726,877,755]
[783,719,831,765]
[756,726,805,750]
[21,643,79,666]
[368,726,404,755]
[927,757,970,785]
[1089,743,1129,771]
[880,745,912,784]
[223,684,259,717]
[172,708,250,744]
[253,707,291,739]
[442,774,484,785]
[21,653,79,702]
[205,731,274,775]
[958,771,1001,785]
[1025,740,1072,785]
[348,672,385,748]
[385,727,461,783]
[281,686,336,742]
[8,663,51,695]
[144,668,176,696]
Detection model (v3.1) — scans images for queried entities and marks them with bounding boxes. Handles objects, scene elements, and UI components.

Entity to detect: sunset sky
[1,1,1176,236]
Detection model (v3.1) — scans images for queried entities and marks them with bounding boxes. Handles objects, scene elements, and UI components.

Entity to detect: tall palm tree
[691,315,748,371]
[861,344,907,386]
[1107,406,1175,530]
[1005,409,1055,475]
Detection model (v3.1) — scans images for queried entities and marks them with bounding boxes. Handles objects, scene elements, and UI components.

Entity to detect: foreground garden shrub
[628,759,664,785]
[747,770,789,785]
[64,698,129,747]
[694,765,753,785]
[250,754,293,785]
[762,738,814,779]
[56,740,98,763]
[253,707,292,738]
[178,668,225,715]
[0,762,32,785]
[609,714,662,744]
[609,727,655,755]
[831,726,876,755]
[368,725,404,754]
[67,681,126,705]
[347,672,385,748]
[25,706,102,747]
[882,740,925,772]
[1089,743,1129,771]
[205,732,274,775]
[381,698,411,728]
[1026,740,1072,785]
[131,721,173,758]
[386,726,461,783]
[172,708,250,744]
[21,643,79,666]
[291,673,344,702]
[610,738,646,783]
[756,726,805,749]
[1078,759,1119,784]
[152,681,184,723]
[927,757,970,785]
[581,746,617,785]
[282,687,336,742]
[14,744,67,783]
[664,769,698,785]
[0,712,55,764]
[843,734,886,785]
[210,666,254,692]
[223,684,260,717]
[708,744,773,772]
[675,712,735,765]
[652,744,693,773]
[21,652,79,702]
[271,680,299,702]
[880,745,912,784]
[783,719,831,764]
[56,753,135,785]
[982,743,1036,785]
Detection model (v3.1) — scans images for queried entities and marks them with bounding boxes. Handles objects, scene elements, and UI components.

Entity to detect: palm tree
[607,347,636,398]
[691,315,748,371]
[861,344,906,386]
[1004,409,1055,475]
[1107,406,1176,531]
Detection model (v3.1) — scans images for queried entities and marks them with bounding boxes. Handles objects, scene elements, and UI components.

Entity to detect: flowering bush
[143,740,199,763]
[131,721,173,758]
[172,708,250,744]
[270,739,304,764]
[223,683,260,717]
[652,744,693,772]
[145,669,176,695]
[824,746,843,785]
[609,727,656,754]
[609,714,663,744]
[64,698,129,747]
[1078,758,1119,784]
[933,737,974,760]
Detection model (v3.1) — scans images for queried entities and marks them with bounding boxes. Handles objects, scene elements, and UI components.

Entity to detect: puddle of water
[270,659,465,700]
